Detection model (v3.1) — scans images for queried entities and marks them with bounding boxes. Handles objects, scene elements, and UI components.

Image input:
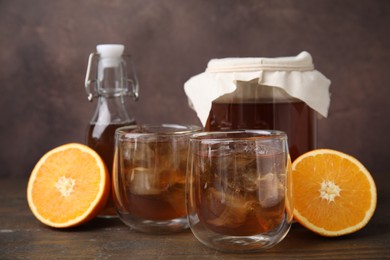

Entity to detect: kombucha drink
[205,100,316,161]
[192,146,286,236]
[115,139,188,221]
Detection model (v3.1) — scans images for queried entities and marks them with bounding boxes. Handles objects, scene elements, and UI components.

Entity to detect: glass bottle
[84,44,139,217]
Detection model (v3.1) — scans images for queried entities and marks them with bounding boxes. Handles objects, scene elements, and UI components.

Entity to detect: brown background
[0,0,389,178]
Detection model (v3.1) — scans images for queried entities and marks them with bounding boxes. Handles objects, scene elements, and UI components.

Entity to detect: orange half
[292,149,377,237]
[27,143,110,228]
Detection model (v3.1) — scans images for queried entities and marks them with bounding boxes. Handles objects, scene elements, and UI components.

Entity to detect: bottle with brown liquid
[84,44,139,217]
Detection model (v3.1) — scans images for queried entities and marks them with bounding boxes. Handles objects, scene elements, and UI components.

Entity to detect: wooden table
[1,174,389,259]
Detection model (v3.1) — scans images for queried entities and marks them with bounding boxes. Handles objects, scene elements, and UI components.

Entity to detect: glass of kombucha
[186,130,293,252]
[112,124,201,234]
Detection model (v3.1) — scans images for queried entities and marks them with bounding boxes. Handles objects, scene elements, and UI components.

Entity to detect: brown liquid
[205,101,316,161]
[193,151,286,236]
[87,122,135,216]
[126,182,186,221]
[114,139,188,221]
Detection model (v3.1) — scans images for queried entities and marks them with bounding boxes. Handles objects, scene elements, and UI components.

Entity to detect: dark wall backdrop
[1,0,389,178]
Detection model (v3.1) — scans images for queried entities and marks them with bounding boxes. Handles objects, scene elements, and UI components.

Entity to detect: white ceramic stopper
[96,44,124,68]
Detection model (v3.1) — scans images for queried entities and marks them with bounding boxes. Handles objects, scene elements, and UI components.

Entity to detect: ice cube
[156,169,186,190]
[237,158,259,191]
[128,167,161,195]
[121,140,155,167]
[206,188,254,228]
[258,173,284,208]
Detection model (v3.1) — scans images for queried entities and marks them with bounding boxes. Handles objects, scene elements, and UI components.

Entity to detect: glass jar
[184,52,331,161]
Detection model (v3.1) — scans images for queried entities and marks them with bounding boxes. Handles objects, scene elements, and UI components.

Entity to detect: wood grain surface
[0,173,389,259]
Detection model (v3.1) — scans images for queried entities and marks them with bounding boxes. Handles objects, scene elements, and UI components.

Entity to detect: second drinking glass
[112,124,201,234]
[186,130,293,252]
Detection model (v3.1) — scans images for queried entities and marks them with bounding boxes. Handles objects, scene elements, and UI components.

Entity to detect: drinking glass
[186,130,293,252]
[112,124,201,234]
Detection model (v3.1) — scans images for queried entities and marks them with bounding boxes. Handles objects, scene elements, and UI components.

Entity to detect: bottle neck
[85,49,139,102]
[90,95,135,125]
[97,63,128,97]
[87,51,138,125]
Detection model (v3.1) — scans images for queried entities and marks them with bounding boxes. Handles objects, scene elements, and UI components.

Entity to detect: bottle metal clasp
[84,52,139,102]
[124,54,139,101]
[85,52,98,102]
